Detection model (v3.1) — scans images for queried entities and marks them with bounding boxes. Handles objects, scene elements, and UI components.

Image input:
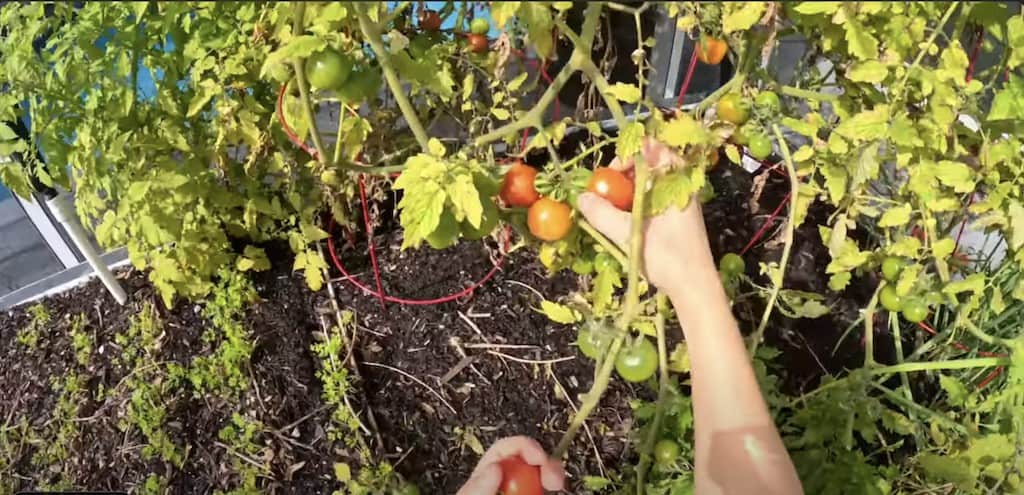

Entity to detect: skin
[460,138,801,495]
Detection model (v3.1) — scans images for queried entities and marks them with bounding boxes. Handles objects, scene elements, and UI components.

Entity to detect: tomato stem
[289,3,330,165]
[749,124,800,357]
[578,220,629,268]
[554,333,625,458]
[778,85,838,102]
[354,5,431,151]
[862,282,884,368]
[635,294,670,495]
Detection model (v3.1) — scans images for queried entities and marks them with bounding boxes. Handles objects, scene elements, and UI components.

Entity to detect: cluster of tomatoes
[716,90,781,161]
[498,161,634,242]
[302,47,383,103]
[878,256,932,324]
[406,9,491,56]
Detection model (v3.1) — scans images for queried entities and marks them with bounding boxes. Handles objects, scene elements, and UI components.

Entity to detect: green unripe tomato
[719,253,746,276]
[747,133,772,160]
[754,91,781,111]
[305,49,353,90]
[615,338,658,382]
[879,285,902,312]
[881,256,904,281]
[901,299,929,323]
[653,439,680,465]
[470,17,490,35]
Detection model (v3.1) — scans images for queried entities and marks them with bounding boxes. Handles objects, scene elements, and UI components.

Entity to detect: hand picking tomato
[470,17,490,35]
[587,167,634,211]
[654,439,680,465]
[500,162,541,208]
[498,456,543,495]
[466,33,488,53]
[305,49,353,90]
[696,35,728,65]
[615,338,657,382]
[527,198,572,242]
[716,93,749,125]
[419,9,442,31]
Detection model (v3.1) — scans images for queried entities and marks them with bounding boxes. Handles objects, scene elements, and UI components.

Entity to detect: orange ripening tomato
[498,457,543,495]
[466,33,488,53]
[419,10,441,32]
[696,35,728,65]
[500,162,541,208]
[587,167,634,211]
[528,198,572,242]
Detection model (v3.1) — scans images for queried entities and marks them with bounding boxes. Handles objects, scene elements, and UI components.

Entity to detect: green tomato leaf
[490,2,521,28]
[987,76,1024,122]
[835,105,888,141]
[878,204,912,228]
[847,60,888,83]
[1008,201,1024,250]
[792,2,841,15]
[261,35,325,78]
[538,300,581,324]
[657,113,707,149]
[722,2,766,34]
[616,121,645,159]
[447,174,483,228]
[605,82,642,104]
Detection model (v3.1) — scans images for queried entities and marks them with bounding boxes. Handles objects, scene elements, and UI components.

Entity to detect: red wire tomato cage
[276,28,1005,387]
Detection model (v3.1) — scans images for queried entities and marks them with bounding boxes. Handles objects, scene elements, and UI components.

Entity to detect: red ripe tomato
[498,457,543,495]
[587,167,634,211]
[499,162,541,208]
[467,33,488,53]
[419,9,442,32]
[528,198,572,242]
[696,35,728,65]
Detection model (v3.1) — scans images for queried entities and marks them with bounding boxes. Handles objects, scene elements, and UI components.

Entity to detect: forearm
[666,268,802,495]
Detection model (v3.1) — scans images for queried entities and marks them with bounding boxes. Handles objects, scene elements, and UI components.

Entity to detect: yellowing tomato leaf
[538,300,581,324]
[878,204,912,228]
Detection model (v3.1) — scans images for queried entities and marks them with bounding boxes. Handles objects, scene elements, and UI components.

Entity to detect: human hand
[456,436,565,495]
[578,138,721,311]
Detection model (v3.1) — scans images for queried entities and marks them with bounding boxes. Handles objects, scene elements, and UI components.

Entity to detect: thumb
[457,463,502,495]
[578,192,631,248]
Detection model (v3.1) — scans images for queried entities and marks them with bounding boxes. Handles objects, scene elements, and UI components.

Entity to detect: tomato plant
[615,338,658,383]
[500,162,541,208]
[498,457,542,495]
[587,167,634,211]
[527,198,572,242]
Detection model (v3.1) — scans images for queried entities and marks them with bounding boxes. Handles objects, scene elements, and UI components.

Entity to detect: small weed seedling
[17,303,51,350]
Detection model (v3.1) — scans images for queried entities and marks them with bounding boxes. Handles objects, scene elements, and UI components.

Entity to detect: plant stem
[896,2,960,93]
[579,219,629,268]
[354,5,431,151]
[474,61,576,147]
[332,104,348,166]
[870,383,966,434]
[749,125,800,356]
[290,3,330,165]
[779,85,838,102]
[889,312,913,403]
[961,319,1006,347]
[872,356,1010,374]
[862,283,882,367]
[635,295,670,495]
[554,333,625,457]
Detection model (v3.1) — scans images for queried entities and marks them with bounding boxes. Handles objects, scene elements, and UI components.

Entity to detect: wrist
[664,265,733,329]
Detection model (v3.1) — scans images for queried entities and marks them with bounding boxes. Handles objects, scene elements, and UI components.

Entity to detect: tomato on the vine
[305,49,353,90]
[461,200,500,240]
[426,211,459,249]
[901,300,929,323]
[881,257,904,282]
[747,133,772,160]
[498,457,542,495]
[587,167,634,211]
[654,439,680,465]
[719,253,746,276]
[879,285,902,312]
[615,338,657,382]
[337,65,382,102]
[754,91,781,112]
[419,9,442,32]
[577,329,609,359]
[500,162,541,208]
[527,198,572,242]
[696,35,728,65]
[716,93,749,125]
[470,17,490,35]
[466,33,488,53]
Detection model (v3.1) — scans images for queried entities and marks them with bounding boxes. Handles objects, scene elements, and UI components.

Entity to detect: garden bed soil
[0,158,897,493]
